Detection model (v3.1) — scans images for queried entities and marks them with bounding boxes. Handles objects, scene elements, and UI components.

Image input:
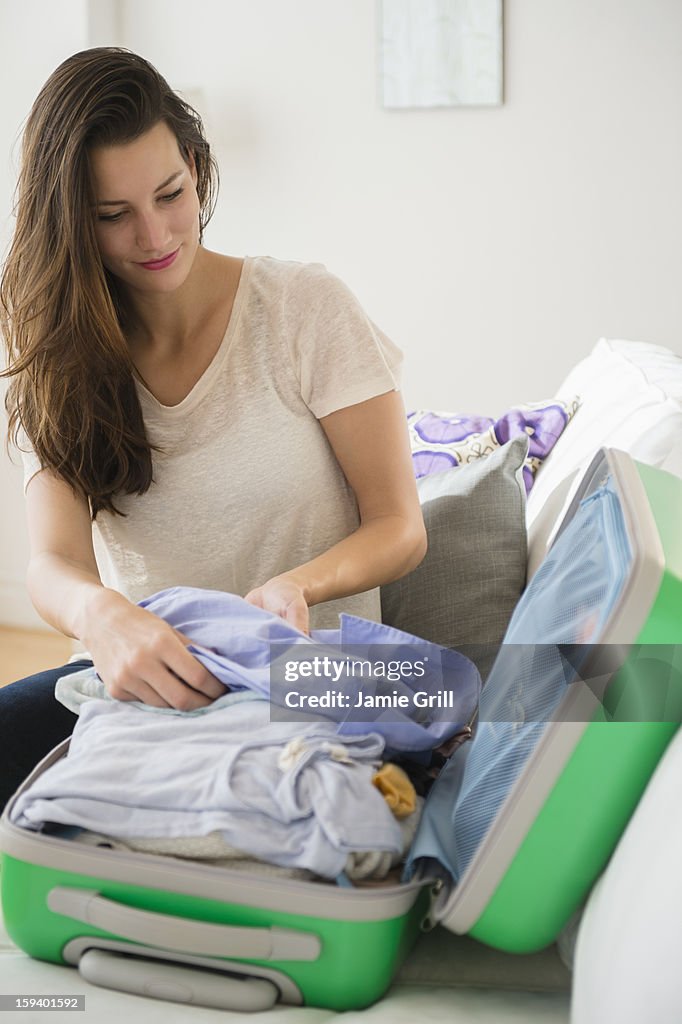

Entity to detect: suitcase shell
[2,447,681,1007]
[0,752,429,1011]
[411,448,682,952]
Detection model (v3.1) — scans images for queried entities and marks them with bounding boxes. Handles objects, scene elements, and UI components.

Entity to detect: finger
[137,662,215,711]
[177,667,226,701]
[285,598,310,635]
[115,677,174,709]
[166,650,226,699]
[165,634,226,698]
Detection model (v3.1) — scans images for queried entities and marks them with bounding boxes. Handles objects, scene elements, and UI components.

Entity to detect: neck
[124,246,218,352]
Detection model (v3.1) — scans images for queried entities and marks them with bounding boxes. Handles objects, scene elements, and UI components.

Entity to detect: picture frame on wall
[380,0,504,109]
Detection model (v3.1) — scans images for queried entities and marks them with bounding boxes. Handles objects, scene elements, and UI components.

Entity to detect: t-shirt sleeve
[286,264,403,419]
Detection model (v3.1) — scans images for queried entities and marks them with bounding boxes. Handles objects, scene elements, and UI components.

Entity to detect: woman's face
[90,120,201,296]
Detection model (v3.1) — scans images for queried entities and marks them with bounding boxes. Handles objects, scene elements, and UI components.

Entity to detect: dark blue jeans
[0,661,92,813]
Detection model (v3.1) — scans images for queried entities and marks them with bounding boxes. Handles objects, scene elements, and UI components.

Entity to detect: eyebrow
[96,170,184,208]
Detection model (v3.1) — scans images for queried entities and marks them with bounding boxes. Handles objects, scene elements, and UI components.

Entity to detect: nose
[135,209,172,255]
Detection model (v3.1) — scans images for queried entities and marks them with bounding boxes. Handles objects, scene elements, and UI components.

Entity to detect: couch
[2,338,681,1023]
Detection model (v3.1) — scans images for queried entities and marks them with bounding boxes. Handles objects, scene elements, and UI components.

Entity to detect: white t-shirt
[21,256,403,629]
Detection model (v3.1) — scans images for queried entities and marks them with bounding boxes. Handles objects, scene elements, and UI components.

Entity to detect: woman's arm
[24,470,224,709]
[244,390,426,632]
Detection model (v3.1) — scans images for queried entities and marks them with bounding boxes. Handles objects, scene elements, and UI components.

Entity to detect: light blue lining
[406,477,633,882]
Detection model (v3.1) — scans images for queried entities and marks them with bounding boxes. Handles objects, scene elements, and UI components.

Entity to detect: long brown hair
[1,47,218,517]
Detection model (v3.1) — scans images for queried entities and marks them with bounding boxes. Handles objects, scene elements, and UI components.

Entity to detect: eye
[97,210,125,223]
[160,187,184,203]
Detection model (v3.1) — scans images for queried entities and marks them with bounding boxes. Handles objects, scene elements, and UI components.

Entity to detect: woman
[0,48,426,809]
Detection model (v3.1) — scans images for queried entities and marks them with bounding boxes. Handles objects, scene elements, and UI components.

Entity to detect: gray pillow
[380,435,529,680]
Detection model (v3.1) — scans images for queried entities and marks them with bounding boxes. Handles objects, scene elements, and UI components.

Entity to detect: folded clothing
[56,794,423,885]
[64,828,318,881]
[11,699,405,879]
[23,588,464,879]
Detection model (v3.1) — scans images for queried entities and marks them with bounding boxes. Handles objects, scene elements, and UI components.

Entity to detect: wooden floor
[0,627,75,687]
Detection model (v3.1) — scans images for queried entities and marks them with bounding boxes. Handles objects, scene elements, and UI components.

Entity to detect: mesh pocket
[409,478,633,882]
[449,480,631,879]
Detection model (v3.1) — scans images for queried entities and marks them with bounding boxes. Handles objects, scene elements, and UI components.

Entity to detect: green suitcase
[2,448,681,1009]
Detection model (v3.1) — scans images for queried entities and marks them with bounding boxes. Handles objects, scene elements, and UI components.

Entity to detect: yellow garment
[372,763,417,819]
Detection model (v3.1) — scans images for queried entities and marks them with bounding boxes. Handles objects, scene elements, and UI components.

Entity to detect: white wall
[120,0,682,411]
[1,0,681,627]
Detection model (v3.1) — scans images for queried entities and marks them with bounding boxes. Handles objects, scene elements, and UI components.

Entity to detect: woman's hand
[81,588,226,710]
[244,577,310,635]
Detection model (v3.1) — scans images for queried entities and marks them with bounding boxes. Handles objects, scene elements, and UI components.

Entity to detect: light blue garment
[56,587,481,755]
[55,669,259,718]
[11,698,402,879]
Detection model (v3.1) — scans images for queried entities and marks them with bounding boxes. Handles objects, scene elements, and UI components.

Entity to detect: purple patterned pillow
[408,398,580,494]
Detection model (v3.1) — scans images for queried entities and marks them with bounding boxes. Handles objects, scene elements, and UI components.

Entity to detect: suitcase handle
[77,948,280,1011]
[48,887,321,962]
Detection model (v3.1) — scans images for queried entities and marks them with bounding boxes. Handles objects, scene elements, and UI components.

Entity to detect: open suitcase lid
[410,447,680,938]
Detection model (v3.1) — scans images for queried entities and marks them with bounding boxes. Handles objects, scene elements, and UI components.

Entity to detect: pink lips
[138,247,180,271]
